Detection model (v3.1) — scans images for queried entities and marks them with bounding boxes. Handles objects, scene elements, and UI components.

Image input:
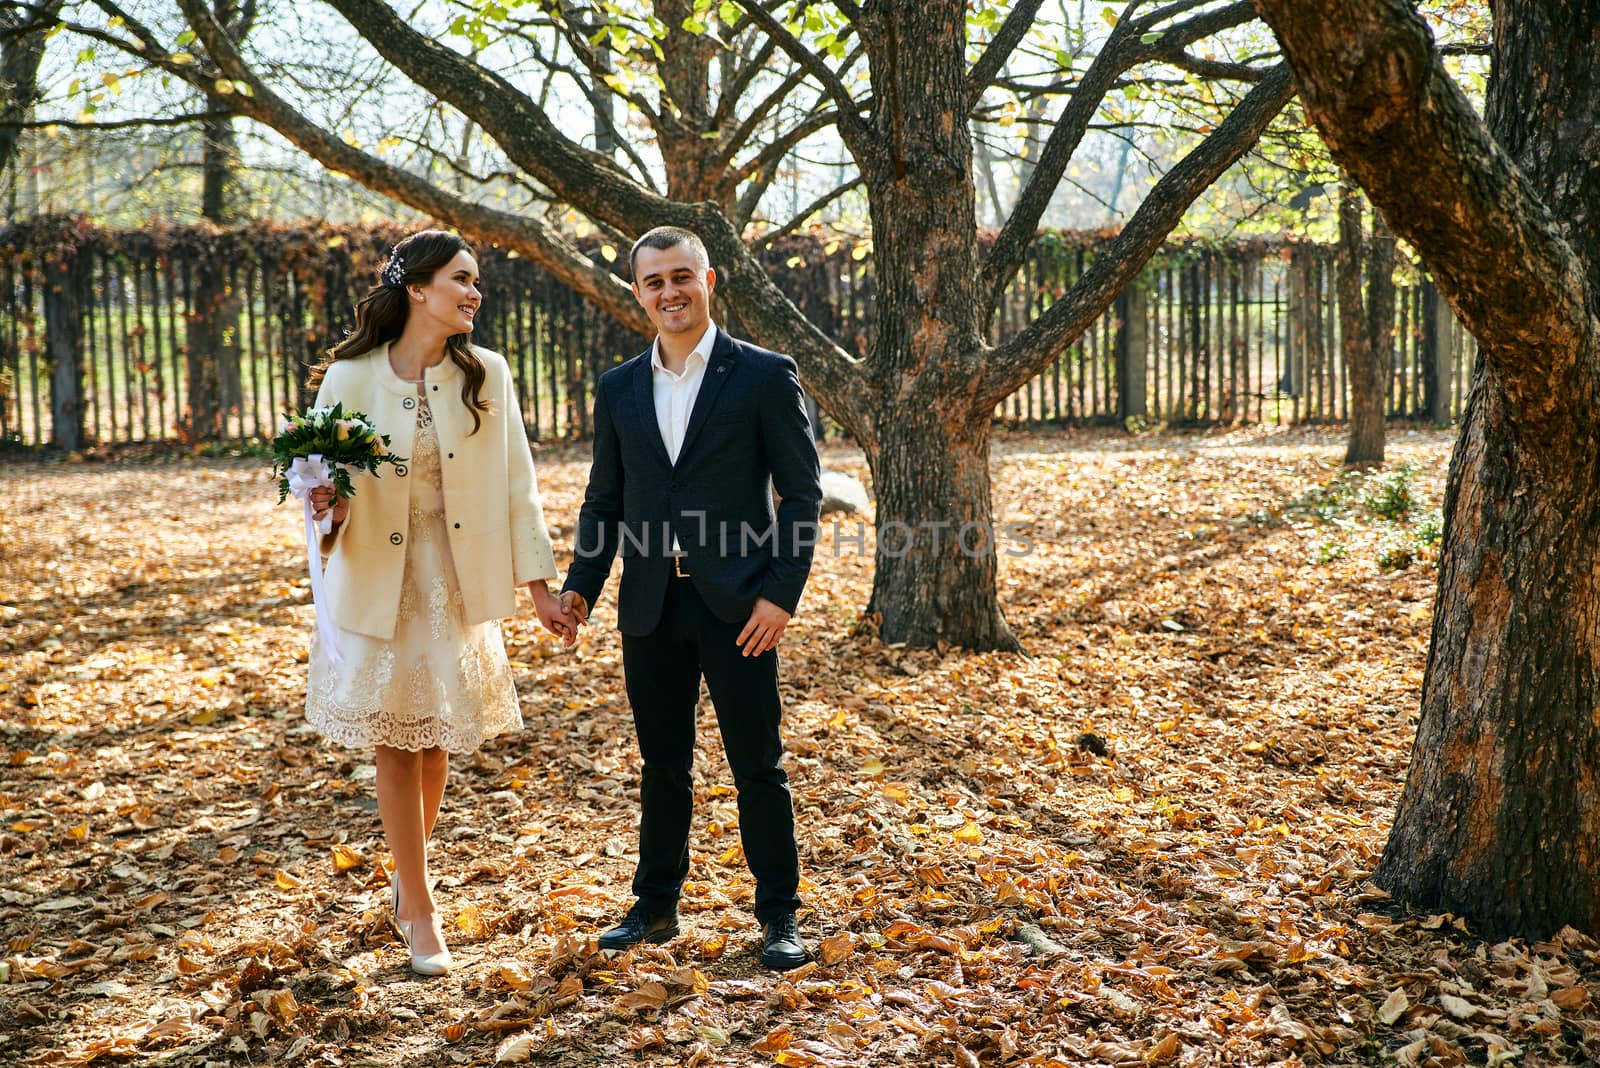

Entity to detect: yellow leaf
[858,757,886,779]
[273,870,302,891]
[456,903,490,938]
[953,823,984,845]
[667,966,709,994]
[330,844,365,872]
[67,823,89,841]
[753,1026,794,1054]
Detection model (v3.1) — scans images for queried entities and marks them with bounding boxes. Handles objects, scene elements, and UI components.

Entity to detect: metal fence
[0,219,1473,449]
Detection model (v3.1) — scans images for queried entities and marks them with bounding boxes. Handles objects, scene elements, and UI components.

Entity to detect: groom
[559,226,823,970]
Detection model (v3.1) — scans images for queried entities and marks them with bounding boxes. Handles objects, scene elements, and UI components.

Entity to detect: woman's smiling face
[411,249,482,336]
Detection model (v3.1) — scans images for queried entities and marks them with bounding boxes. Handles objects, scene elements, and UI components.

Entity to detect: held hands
[558,591,589,647]
[308,486,349,527]
[737,597,790,657]
[531,582,580,647]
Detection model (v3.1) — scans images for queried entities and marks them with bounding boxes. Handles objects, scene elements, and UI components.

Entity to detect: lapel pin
[715,364,728,374]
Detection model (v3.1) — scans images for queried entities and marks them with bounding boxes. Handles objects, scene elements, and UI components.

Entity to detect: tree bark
[182,1,251,440]
[1336,182,1395,467]
[43,244,84,451]
[0,1,63,182]
[853,0,1018,650]
[1255,0,1600,938]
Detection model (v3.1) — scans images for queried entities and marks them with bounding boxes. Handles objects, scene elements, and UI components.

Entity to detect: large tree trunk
[1256,0,1600,938]
[1380,380,1600,935]
[0,1,63,182]
[855,0,1018,651]
[182,1,252,441]
[44,247,85,451]
[652,0,734,211]
[183,110,238,440]
[1336,182,1396,467]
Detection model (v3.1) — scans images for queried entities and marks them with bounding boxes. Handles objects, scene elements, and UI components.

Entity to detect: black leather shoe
[597,901,680,950]
[760,912,809,970]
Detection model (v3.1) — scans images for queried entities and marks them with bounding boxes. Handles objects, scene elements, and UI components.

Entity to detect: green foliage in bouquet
[271,402,407,503]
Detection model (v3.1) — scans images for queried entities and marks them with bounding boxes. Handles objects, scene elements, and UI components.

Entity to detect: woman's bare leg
[420,746,449,841]
[376,744,448,957]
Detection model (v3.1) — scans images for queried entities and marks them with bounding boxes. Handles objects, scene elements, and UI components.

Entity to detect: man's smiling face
[632,242,717,340]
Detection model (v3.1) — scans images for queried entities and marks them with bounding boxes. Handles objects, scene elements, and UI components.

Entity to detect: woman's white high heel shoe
[390,877,453,976]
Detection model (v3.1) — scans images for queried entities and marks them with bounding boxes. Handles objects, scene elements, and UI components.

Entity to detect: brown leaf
[612,981,669,1017]
[1551,985,1590,1012]
[817,931,854,965]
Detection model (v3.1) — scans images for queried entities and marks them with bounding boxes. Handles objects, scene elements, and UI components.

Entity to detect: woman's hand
[529,581,578,647]
[309,486,349,527]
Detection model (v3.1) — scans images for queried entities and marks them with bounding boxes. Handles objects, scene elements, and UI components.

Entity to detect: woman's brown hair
[309,229,491,433]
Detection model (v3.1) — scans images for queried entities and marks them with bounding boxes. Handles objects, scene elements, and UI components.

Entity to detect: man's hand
[530,582,578,647]
[559,591,589,632]
[736,597,790,657]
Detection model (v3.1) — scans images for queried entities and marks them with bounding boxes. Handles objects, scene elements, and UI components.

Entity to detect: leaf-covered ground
[4,426,1597,1068]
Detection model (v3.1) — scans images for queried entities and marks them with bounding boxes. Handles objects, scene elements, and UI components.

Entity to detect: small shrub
[1315,539,1349,564]
[1414,511,1443,546]
[1377,534,1416,571]
[1362,465,1417,521]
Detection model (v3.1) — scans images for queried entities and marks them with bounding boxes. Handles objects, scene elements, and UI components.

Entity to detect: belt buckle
[672,554,689,578]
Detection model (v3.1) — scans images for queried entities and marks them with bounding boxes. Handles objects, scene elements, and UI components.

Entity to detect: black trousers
[621,575,802,925]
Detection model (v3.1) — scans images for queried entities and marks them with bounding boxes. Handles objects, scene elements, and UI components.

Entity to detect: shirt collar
[650,321,717,375]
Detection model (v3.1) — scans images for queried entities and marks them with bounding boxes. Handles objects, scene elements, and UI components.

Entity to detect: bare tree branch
[0,110,234,130]
[751,176,863,248]
[980,64,1294,405]
[976,0,1262,328]
[731,0,871,153]
[966,0,1046,101]
[172,0,653,333]
[976,16,1138,327]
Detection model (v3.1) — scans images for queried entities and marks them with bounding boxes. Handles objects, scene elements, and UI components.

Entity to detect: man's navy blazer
[562,328,824,637]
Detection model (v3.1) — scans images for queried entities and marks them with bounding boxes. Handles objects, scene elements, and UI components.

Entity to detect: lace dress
[306,391,523,754]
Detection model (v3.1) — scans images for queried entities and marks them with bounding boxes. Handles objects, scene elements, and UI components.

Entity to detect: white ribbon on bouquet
[286,454,345,666]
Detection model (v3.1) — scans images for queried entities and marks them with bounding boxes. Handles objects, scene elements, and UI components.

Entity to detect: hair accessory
[380,252,406,288]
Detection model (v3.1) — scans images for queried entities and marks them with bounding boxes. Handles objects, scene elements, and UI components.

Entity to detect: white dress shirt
[652,320,718,551]
[651,320,716,463]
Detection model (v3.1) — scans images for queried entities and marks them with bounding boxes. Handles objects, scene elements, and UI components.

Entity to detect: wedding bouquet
[273,403,406,665]
[271,402,406,508]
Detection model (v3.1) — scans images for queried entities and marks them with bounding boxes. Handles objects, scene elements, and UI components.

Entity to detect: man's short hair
[629,226,710,279]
